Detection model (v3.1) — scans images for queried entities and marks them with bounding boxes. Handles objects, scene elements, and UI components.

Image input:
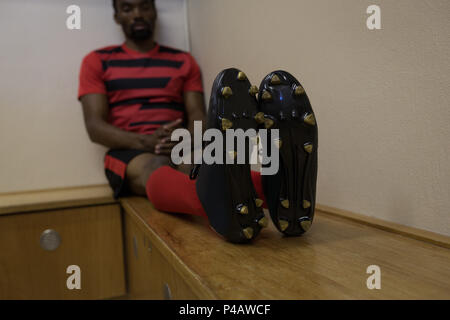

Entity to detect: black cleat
[195,68,267,243]
[258,70,318,236]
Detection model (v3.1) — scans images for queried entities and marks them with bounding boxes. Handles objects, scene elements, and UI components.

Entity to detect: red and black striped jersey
[78,43,203,135]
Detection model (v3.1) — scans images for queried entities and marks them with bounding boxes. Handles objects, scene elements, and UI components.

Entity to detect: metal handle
[40,229,61,251]
[133,235,138,259]
[163,283,172,300]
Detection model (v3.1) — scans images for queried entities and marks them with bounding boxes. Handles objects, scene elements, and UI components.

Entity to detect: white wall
[187,0,450,236]
[0,0,189,193]
[1,0,448,236]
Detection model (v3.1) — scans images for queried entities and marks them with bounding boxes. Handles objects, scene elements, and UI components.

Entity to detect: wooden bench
[121,197,450,299]
[1,186,449,299]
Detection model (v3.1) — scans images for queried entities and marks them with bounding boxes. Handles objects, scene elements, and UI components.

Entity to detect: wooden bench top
[0,185,116,215]
[121,197,450,300]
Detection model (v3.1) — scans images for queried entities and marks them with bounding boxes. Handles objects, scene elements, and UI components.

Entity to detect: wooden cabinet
[0,204,126,299]
[2,190,448,300]
[124,212,198,300]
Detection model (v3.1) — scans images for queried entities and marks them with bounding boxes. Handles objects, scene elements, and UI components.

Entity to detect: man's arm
[152,91,206,156]
[80,93,181,152]
[184,91,207,136]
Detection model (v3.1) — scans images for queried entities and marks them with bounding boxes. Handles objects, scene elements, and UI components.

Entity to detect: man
[79,0,318,244]
[79,0,205,196]
[79,0,266,238]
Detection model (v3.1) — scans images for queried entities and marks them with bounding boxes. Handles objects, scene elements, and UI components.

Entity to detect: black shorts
[104,149,148,198]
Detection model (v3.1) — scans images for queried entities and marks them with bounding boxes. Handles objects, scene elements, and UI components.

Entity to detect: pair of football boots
[193,68,318,244]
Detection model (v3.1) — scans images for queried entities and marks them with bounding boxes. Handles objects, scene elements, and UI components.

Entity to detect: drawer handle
[40,229,61,251]
[144,236,152,252]
[133,235,138,259]
[163,283,172,300]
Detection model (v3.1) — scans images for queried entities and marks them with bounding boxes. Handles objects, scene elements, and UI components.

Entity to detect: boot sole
[258,70,318,236]
[196,68,268,243]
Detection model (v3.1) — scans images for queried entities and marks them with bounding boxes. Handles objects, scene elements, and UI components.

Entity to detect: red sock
[146,166,207,217]
[251,170,268,209]
[145,167,267,216]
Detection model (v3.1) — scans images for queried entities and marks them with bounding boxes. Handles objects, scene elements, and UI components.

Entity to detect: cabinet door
[124,213,198,300]
[0,204,125,299]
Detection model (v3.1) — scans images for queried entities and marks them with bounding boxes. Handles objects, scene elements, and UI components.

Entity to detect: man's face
[114,0,157,41]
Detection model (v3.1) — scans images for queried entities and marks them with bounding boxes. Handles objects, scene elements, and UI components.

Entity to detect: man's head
[113,0,157,41]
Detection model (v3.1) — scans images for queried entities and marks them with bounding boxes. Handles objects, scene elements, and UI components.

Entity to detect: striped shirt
[78,43,203,135]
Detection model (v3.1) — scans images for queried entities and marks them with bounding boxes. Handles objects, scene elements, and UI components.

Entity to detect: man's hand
[81,92,203,156]
[141,118,183,155]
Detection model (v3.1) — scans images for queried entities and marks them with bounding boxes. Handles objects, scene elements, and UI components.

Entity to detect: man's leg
[123,153,266,218]
[125,153,207,217]
[125,153,173,196]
